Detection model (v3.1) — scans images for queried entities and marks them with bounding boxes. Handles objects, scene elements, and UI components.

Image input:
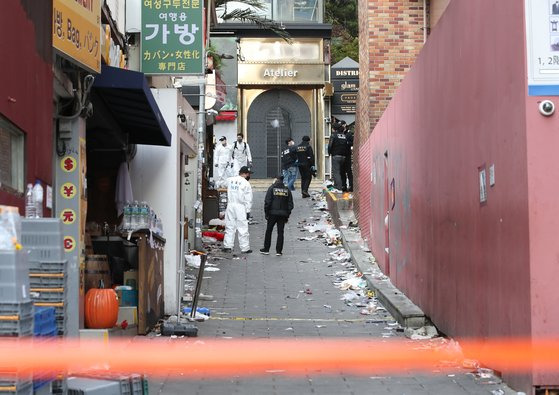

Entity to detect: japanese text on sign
[142,0,203,75]
[526,0,559,95]
[52,0,101,73]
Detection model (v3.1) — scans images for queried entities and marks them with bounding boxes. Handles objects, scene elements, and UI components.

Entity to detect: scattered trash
[316,325,326,328]
[462,359,480,369]
[490,390,505,395]
[305,288,313,295]
[341,290,360,302]
[340,277,367,290]
[285,327,293,331]
[404,326,439,340]
[323,304,332,309]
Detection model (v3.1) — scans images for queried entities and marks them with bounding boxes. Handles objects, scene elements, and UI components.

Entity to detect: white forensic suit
[223,175,253,252]
[231,141,253,176]
[214,143,232,187]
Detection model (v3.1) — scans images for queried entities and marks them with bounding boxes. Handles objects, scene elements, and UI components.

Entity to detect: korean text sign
[142,0,204,75]
[52,0,101,73]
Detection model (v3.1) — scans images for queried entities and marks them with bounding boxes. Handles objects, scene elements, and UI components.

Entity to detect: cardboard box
[123,270,138,289]
[117,306,138,325]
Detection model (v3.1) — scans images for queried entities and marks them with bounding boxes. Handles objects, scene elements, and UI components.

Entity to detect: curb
[325,192,427,329]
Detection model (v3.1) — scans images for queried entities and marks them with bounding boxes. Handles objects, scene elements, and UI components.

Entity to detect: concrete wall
[130,88,197,315]
[526,93,559,387]
[357,0,546,390]
[0,0,53,212]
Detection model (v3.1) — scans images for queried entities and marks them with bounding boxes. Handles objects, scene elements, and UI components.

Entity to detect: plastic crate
[67,377,121,395]
[129,374,142,395]
[33,307,57,337]
[52,378,67,395]
[30,288,66,302]
[0,314,33,336]
[21,218,63,235]
[0,380,32,395]
[0,302,33,317]
[26,247,64,264]
[33,380,52,394]
[0,252,31,304]
[28,260,67,273]
[29,273,66,288]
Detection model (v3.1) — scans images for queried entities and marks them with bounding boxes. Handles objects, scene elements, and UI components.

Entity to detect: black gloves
[247,212,250,220]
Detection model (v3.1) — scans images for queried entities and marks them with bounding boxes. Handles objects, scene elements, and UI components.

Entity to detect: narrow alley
[151,191,515,395]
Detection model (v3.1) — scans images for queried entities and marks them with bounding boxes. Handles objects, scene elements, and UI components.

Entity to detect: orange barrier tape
[0,338,558,378]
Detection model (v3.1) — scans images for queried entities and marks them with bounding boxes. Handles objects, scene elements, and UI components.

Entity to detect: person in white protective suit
[230,133,253,176]
[214,136,232,187]
[222,166,253,254]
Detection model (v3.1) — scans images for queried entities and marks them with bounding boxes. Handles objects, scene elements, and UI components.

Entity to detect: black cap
[218,136,226,141]
[302,136,310,141]
[285,138,293,144]
[239,166,253,174]
[276,175,284,181]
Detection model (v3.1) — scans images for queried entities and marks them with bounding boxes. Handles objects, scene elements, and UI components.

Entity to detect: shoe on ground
[302,193,310,198]
[276,252,282,256]
[260,249,269,255]
[222,248,232,253]
[242,249,253,254]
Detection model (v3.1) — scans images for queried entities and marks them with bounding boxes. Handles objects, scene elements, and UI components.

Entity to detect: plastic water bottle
[140,202,149,228]
[25,184,36,218]
[123,202,132,230]
[131,201,140,230]
[33,181,43,218]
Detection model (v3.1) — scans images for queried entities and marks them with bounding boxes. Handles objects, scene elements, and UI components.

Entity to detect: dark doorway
[247,89,311,178]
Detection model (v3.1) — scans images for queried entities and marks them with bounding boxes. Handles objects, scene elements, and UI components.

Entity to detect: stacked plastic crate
[32,306,57,393]
[21,219,68,336]
[0,249,34,395]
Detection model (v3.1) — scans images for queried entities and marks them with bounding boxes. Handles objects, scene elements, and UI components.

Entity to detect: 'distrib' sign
[53,0,101,73]
[142,0,204,75]
[526,0,559,95]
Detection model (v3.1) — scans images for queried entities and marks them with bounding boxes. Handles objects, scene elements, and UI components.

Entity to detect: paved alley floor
[150,191,518,395]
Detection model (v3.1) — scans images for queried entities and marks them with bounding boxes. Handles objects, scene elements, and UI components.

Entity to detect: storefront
[84,65,173,334]
[237,38,331,179]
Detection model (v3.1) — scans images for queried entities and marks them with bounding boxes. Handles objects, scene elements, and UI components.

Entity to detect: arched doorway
[247,89,311,178]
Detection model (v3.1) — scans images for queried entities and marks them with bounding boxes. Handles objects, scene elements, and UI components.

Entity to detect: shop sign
[141,0,204,75]
[332,92,357,106]
[332,68,359,79]
[331,104,356,114]
[333,79,359,92]
[52,0,101,73]
[526,0,559,95]
[238,63,325,85]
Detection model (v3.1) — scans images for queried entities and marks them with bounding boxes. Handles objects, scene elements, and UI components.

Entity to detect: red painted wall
[0,0,53,213]
[359,0,542,390]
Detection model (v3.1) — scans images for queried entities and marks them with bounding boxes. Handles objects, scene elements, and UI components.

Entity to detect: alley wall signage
[526,0,559,95]
[238,63,325,85]
[332,68,359,114]
[141,0,203,75]
[52,0,101,73]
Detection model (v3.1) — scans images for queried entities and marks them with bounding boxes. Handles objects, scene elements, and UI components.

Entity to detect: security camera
[324,117,331,124]
[539,100,555,117]
[177,113,186,122]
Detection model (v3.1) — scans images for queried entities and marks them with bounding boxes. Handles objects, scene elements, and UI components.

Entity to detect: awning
[92,65,172,146]
[216,111,237,121]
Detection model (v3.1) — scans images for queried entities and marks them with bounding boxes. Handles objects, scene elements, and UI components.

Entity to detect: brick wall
[354,0,428,221]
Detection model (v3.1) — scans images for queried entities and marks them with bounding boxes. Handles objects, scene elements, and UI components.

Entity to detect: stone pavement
[151,191,518,395]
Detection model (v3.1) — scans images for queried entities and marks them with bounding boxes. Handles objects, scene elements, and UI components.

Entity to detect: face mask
[246,175,251,181]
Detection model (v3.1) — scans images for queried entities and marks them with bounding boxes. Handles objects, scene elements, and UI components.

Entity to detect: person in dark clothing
[341,121,354,192]
[260,176,294,256]
[281,138,298,191]
[296,136,315,198]
[328,123,349,191]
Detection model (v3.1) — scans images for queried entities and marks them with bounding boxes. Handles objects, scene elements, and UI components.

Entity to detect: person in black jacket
[296,136,315,198]
[260,176,294,256]
[281,138,298,191]
[341,121,354,192]
[328,122,349,191]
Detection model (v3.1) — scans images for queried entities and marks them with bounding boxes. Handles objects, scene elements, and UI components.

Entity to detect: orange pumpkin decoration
[84,282,119,329]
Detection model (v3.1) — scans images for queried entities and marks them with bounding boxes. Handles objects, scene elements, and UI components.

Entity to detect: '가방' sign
[142,0,204,75]
[52,0,101,73]
[526,0,559,95]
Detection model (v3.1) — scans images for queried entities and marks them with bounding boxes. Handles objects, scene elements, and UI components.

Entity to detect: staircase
[249,178,325,192]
